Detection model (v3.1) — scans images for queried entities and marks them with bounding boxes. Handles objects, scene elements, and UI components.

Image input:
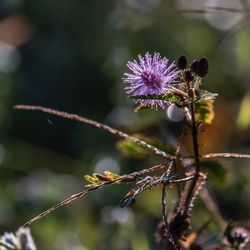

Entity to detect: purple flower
[123,52,180,109]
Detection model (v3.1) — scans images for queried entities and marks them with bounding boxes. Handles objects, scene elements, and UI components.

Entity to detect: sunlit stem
[169,86,188,98]
[194,77,201,90]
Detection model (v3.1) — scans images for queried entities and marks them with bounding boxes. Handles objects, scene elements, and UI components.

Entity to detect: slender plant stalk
[14,105,174,160]
[183,100,201,214]
[162,182,179,250]
[190,101,200,174]
[161,162,175,249]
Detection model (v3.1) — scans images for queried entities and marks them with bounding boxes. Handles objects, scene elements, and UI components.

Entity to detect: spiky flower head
[123,52,180,109]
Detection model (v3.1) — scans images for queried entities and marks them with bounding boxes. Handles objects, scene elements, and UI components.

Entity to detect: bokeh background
[0,0,250,249]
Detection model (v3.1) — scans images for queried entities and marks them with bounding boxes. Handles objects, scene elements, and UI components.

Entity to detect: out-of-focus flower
[225,225,249,249]
[123,52,180,109]
[0,227,36,250]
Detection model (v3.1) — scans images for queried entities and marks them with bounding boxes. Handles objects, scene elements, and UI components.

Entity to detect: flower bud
[197,57,209,77]
[178,55,188,70]
[191,60,199,73]
[191,58,209,77]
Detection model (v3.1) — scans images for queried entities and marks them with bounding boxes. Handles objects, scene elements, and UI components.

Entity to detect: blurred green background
[0,0,250,249]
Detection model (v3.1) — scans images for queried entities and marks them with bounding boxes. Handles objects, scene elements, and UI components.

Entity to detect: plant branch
[182,100,201,216]
[21,163,170,227]
[14,105,174,160]
[202,153,250,159]
[190,101,201,174]
[161,162,178,250]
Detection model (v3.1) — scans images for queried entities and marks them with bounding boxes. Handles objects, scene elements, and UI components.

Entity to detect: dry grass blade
[22,190,89,227]
[14,105,174,160]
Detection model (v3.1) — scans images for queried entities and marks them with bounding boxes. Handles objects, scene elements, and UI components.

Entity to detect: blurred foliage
[195,99,215,124]
[0,0,250,249]
[116,134,175,159]
[201,160,228,187]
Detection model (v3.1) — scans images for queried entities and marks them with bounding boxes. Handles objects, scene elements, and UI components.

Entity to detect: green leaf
[195,99,215,124]
[104,171,120,180]
[131,93,183,106]
[84,175,102,184]
[201,160,228,186]
[116,134,175,159]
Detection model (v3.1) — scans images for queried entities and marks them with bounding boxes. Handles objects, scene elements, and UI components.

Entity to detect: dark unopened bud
[191,58,209,77]
[178,55,188,70]
[197,57,209,77]
[191,60,199,73]
[120,191,136,208]
[184,70,194,82]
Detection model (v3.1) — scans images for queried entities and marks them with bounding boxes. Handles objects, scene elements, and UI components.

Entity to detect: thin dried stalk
[21,163,169,227]
[202,153,250,159]
[14,105,174,160]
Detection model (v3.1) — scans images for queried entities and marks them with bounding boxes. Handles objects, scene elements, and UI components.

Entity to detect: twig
[21,163,169,227]
[202,153,250,159]
[14,105,174,160]
[161,162,178,250]
[190,102,201,174]
[183,100,201,214]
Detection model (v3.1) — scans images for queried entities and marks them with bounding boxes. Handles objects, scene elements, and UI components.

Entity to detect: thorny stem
[22,162,194,227]
[13,105,250,161]
[190,101,200,174]
[14,105,174,160]
[162,182,178,250]
[184,99,201,214]
[162,188,179,249]
[161,161,176,249]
